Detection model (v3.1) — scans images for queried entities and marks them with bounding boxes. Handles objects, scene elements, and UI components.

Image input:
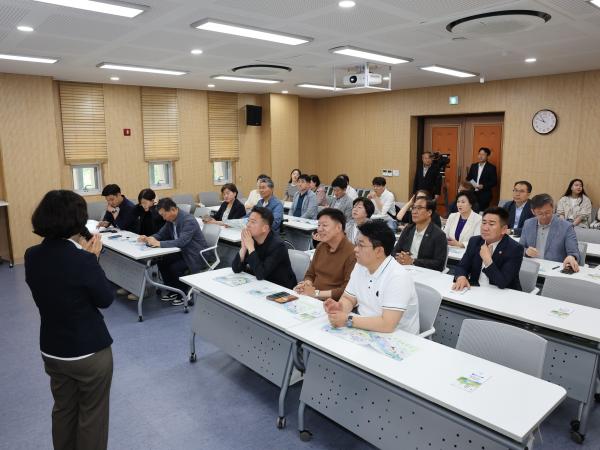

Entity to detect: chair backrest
[178,203,191,213]
[87,201,106,221]
[414,282,442,335]
[519,258,540,294]
[325,186,334,196]
[498,199,511,208]
[541,276,599,309]
[172,193,195,212]
[578,241,587,265]
[456,319,547,378]
[575,227,600,244]
[201,223,221,248]
[288,249,310,282]
[200,191,221,207]
[194,207,211,218]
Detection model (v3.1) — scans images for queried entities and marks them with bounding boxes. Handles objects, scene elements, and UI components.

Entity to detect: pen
[551,265,560,270]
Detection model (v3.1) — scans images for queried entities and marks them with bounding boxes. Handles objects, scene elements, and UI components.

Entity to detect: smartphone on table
[266,292,299,303]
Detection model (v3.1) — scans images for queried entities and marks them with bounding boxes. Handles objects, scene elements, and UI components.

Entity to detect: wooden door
[471,124,503,207]
[431,126,459,209]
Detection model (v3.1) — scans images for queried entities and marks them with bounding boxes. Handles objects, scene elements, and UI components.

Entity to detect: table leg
[277,350,294,429]
[189,332,197,363]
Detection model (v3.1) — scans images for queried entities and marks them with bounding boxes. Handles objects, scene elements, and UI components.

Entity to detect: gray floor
[0,262,597,450]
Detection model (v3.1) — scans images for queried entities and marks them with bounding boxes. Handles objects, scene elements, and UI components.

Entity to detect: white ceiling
[0,0,599,97]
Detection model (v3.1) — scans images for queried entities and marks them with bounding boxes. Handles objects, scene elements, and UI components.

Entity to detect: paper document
[214,273,254,287]
[281,298,325,321]
[453,371,492,393]
[549,307,574,319]
[469,179,478,188]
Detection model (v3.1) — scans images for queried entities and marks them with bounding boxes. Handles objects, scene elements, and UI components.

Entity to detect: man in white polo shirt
[324,220,419,334]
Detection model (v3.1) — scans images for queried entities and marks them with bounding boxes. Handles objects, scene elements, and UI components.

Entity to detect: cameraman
[412,152,441,200]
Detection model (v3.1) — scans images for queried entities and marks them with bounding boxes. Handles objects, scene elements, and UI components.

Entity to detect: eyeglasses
[354,242,373,250]
[412,206,428,211]
[512,189,528,194]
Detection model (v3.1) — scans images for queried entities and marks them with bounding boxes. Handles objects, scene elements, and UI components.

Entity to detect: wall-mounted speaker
[246,105,262,126]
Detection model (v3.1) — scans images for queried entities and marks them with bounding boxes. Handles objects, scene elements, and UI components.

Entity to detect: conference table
[0,200,14,267]
[86,220,186,321]
[282,215,317,251]
[181,268,566,449]
[406,265,600,444]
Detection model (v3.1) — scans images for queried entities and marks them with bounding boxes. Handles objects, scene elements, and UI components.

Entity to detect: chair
[178,203,191,213]
[541,277,599,309]
[199,223,221,270]
[283,239,295,250]
[414,282,442,339]
[194,207,211,218]
[519,258,540,294]
[87,201,106,221]
[172,193,195,213]
[456,319,547,378]
[575,228,600,244]
[288,249,310,283]
[199,191,221,207]
[498,199,511,208]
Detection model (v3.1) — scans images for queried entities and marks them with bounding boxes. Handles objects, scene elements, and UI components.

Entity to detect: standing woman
[444,191,482,248]
[205,183,246,226]
[284,168,301,202]
[25,190,114,450]
[557,178,593,228]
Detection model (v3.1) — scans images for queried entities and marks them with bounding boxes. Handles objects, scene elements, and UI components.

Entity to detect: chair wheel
[189,353,197,363]
[570,419,580,431]
[188,299,194,306]
[299,430,312,442]
[276,416,286,429]
[570,430,585,444]
[184,307,189,314]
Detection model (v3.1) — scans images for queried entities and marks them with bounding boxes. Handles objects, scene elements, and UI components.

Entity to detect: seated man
[328,176,353,222]
[139,198,208,305]
[520,193,580,272]
[504,180,534,236]
[98,184,137,231]
[324,220,419,334]
[452,207,524,291]
[367,176,395,216]
[291,174,318,219]
[294,208,356,300]
[393,197,447,272]
[337,174,357,200]
[233,206,297,289]
[254,177,284,233]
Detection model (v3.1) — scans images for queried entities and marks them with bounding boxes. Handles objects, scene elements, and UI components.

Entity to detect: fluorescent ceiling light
[207,84,215,88]
[211,75,281,84]
[191,18,312,46]
[17,25,34,32]
[0,53,58,63]
[589,0,600,9]
[281,90,289,94]
[190,49,203,55]
[33,0,147,18]
[525,57,537,63]
[296,83,340,91]
[97,63,187,75]
[338,1,356,7]
[419,65,477,78]
[110,76,119,81]
[331,46,412,64]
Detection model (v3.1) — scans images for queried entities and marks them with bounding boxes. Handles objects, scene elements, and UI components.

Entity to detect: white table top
[86,220,180,260]
[180,268,325,331]
[283,201,292,210]
[587,242,600,258]
[407,265,600,342]
[196,217,242,243]
[0,200,8,207]
[288,316,566,443]
[283,215,318,231]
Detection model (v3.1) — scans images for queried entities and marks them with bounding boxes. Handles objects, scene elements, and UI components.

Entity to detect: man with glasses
[294,208,356,300]
[452,207,524,291]
[504,181,534,236]
[519,194,580,272]
[393,197,447,272]
[324,220,419,334]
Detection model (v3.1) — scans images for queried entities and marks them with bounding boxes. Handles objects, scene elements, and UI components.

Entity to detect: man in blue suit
[452,207,524,291]
[520,193,580,272]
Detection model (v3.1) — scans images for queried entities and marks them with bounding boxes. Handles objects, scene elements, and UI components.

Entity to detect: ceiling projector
[343,72,383,86]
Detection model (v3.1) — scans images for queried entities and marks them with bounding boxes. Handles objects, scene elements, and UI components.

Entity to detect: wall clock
[532,109,557,135]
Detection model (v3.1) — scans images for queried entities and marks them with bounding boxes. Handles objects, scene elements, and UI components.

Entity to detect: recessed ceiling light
[330,46,412,64]
[110,76,120,81]
[338,0,356,7]
[296,83,340,91]
[211,75,281,84]
[207,84,215,88]
[17,25,34,32]
[190,49,203,55]
[587,0,600,9]
[97,62,187,76]
[0,53,58,64]
[525,57,537,63]
[33,0,146,18]
[191,18,312,46]
[419,65,477,78]
[281,90,289,94]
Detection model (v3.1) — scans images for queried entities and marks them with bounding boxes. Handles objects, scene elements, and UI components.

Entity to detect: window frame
[148,160,174,190]
[72,163,103,196]
[212,160,233,186]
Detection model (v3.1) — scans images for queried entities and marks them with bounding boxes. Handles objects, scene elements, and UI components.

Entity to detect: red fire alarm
[123,128,131,136]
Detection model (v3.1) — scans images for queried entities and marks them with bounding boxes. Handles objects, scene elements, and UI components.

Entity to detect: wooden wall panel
[269,94,299,198]
[236,94,265,197]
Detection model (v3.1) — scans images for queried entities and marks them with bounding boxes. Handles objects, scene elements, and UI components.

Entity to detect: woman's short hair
[32,190,88,239]
[353,197,375,218]
[456,190,476,207]
[310,174,320,187]
[221,183,238,196]
[138,188,156,203]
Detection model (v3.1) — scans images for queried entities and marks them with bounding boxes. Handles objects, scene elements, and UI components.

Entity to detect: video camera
[431,151,451,173]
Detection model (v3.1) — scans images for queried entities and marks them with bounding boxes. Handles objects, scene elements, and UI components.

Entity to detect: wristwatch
[314,289,320,298]
[346,315,353,328]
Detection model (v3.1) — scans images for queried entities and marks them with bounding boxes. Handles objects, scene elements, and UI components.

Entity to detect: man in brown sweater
[294,208,356,300]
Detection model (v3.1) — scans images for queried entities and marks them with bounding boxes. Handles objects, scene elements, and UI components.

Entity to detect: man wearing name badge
[452,207,524,291]
[324,220,419,334]
[519,193,580,272]
[393,197,448,272]
[466,147,497,211]
[97,184,137,232]
[139,198,208,306]
[233,206,297,289]
[504,180,534,237]
[291,174,318,220]
[253,177,284,233]
[294,208,356,300]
